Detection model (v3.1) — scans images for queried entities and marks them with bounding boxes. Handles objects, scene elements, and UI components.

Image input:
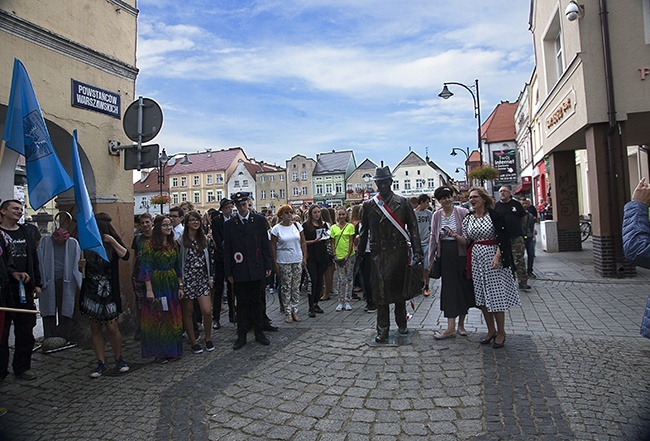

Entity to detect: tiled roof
[134,165,170,194]
[481,102,517,143]
[313,150,354,174]
[167,148,245,174]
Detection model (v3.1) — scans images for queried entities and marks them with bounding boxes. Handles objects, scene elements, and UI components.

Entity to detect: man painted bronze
[358,166,424,343]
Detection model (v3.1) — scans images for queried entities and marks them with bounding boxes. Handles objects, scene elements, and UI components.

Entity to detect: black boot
[233,335,246,350]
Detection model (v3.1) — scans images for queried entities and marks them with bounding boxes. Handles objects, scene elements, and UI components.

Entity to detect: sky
[135,0,534,178]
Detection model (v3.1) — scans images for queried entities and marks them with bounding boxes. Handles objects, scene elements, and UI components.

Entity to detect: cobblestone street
[1,240,649,440]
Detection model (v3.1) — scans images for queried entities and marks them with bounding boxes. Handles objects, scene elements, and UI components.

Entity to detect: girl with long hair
[178,211,214,353]
[79,213,130,377]
[302,205,330,317]
[330,207,356,311]
[139,215,184,363]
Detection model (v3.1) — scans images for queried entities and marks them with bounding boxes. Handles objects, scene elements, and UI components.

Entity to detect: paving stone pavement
[0,239,649,440]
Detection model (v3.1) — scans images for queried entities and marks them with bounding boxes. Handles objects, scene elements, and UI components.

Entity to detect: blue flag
[71,130,108,262]
[2,59,73,210]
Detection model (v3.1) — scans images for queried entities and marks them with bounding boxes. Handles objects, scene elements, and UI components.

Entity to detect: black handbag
[429,257,442,279]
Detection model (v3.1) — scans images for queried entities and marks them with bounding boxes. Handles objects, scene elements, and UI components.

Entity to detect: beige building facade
[530,0,650,276]
[286,154,316,207]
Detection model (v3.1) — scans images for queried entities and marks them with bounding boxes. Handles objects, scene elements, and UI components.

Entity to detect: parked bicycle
[580,218,592,242]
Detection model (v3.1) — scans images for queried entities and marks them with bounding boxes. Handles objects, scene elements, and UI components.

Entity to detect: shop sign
[493,149,517,184]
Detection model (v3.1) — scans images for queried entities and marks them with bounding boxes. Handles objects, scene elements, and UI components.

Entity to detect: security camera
[565,1,582,21]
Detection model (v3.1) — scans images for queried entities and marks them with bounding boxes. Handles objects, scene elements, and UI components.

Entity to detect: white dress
[462,214,520,312]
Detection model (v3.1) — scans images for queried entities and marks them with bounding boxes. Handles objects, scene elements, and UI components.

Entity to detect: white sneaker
[335,303,343,312]
[344,302,352,311]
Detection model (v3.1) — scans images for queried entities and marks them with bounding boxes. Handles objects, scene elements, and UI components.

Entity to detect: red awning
[513,183,531,195]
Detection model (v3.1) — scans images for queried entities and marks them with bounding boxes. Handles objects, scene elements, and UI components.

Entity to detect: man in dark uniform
[358,167,423,343]
[211,198,235,329]
[224,192,273,350]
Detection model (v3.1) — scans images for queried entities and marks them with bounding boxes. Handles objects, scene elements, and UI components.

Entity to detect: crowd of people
[0,175,545,387]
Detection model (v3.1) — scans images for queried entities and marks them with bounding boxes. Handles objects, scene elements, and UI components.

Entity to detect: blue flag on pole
[2,59,73,210]
[71,130,108,262]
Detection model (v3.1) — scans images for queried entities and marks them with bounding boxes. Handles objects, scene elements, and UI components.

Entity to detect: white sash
[372,194,411,247]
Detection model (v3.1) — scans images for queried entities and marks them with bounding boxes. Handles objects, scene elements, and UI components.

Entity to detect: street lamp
[157,148,192,214]
[450,147,470,179]
[439,79,483,167]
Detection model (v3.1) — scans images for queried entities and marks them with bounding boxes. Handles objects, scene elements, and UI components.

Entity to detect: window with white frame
[234,180,240,187]
[302,186,308,195]
[216,174,223,184]
[393,181,399,191]
[207,190,215,202]
[292,171,298,181]
[242,179,249,187]
[316,184,323,194]
[171,177,178,187]
[172,193,179,204]
[293,187,299,196]
[279,189,285,198]
[206,174,213,185]
[216,190,223,201]
[366,183,373,192]
[193,176,200,186]
[180,177,187,187]
[404,180,411,190]
[279,174,284,181]
[181,192,187,202]
[335,183,342,193]
[270,190,277,199]
[325,183,332,194]
[542,13,564,87]
[416,179,425,189]
[270,176,275,182]
[260,176,266,182]
[193,192,200,203]
[355,183,362,192]
[301,171,307,180]
[261,190,267,200]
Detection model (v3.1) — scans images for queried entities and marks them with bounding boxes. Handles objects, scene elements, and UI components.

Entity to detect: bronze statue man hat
[372,166,394,181]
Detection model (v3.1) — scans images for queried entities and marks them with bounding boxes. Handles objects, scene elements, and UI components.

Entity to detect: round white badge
[234,252,244,264]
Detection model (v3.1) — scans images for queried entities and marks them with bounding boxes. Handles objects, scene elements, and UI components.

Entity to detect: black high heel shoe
[493,335,506,349]
[480,333,496,345]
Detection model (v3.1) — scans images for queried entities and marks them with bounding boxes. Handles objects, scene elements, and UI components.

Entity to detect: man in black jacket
[0,200,40,381]
[224,192,273,350]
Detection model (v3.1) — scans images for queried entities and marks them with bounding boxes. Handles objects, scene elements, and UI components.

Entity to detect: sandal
[285,314,293,323]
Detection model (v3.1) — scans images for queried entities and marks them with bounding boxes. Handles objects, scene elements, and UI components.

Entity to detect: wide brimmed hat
[372,166,394,181]
[230,192,250,204]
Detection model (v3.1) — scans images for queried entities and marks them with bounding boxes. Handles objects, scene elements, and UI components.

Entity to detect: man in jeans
[495,187,530,290]
[413,194,433,296]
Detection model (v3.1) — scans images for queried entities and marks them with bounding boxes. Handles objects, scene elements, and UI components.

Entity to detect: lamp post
[450,147,470,179]
[439,79,483,167]
[157,148,192,214]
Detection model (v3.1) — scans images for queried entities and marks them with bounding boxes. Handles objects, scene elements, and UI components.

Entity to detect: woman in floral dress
[177,211,214,354]
[139,215,183,362]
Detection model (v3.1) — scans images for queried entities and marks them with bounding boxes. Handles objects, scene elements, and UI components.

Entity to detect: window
[270,176,275,182]
[293,187,299,196]
[216,190,223,201]
[302,163,306,168]
[416,179,424,189]
[302,186,308,195]
[347,184,353,191]
[393,181,399,191]
[279,174,284,181]
[335,183,342,193]
[193,176,200,186]
[270,190,277,199]
[292,171,298,181]
[207,190,215,202]
[279,189,285,198]
[216,174,223,184]
[193,192,200,203]
[355,183,362,192]
[301,171,307,180]
[243,179,249,187]
[261,190,267,200]
[293,164,297,168]
[417,170,421,175]
[171,177,178,187]
[172,193,179,204]
[543,13,564,86]
[206,174,213,185]
[260,176,266,182]
[366,183,373,192]
[181,192,187,202]
[404,180,411,190]
[316,184,323,194]
[554,32,564,79]
[427,178,435,188]
[325,183,332,194]
[405,171,409,176]
[180,177,187,187]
